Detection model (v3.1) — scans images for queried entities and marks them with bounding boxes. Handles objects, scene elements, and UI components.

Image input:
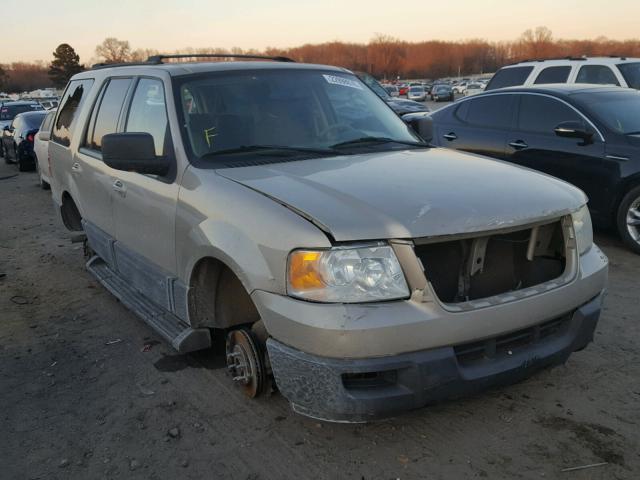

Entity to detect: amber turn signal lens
[288,251,325,290]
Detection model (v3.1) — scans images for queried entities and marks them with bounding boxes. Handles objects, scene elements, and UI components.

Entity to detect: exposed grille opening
[341,370,398,390]
[415,220,566,304]
[454,314,572,366]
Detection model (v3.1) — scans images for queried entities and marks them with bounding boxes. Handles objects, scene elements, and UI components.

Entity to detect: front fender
[176,168,331,295]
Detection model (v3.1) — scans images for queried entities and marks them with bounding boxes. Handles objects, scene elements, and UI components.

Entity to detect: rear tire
[18,154,29,172]
[616,185,640,254]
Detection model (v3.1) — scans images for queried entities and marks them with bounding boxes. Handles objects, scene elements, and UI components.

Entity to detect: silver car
[407,86,427,102]
[48,56,608,422]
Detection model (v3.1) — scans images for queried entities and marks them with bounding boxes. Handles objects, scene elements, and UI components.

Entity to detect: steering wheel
[318,123,359,141]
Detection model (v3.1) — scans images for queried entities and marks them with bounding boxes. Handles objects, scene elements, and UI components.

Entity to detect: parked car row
[0,101,46,171]
[22,54,608,424]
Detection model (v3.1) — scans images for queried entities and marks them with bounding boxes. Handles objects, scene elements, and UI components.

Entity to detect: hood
[217,148,587,241]
[386,98,428,115]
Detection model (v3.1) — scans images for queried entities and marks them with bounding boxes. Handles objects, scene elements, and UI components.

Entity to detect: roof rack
[91,61,156,70]
[146,54,296,64]
[90,53,295,71]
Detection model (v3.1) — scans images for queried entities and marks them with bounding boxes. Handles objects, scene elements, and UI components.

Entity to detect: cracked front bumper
[267,294,602,422]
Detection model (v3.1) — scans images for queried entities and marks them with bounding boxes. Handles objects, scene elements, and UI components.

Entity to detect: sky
[3,0,639,63]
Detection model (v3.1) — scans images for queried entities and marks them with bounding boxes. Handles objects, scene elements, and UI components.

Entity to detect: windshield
[23,112,47,129]
[617,62,640,90]
[175,69,421,160]
[0,104,43,121]
[574,90,640,134]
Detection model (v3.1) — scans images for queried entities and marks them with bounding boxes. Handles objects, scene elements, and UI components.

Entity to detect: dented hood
[217,148,587,241]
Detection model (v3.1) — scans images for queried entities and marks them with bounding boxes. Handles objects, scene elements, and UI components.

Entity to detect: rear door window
[517,95,582,134]
[534,66,571,84]
[85,78,132,152]
[52,79,94,147]
[575,65,620,86]
[485,66,533,90]
[463,95,514,129]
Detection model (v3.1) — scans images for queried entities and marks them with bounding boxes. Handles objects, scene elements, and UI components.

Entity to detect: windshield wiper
[202,144,339,158]
[331,137,427,149]
[624,131,640,135]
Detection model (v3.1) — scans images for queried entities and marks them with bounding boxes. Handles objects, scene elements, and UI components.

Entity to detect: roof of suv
[73,61,349,80]
[502,56,639,68]
[483,83,626,96]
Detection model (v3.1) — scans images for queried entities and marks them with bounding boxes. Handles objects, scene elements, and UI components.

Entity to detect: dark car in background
[356,72,429,115]
[430,84,454,101]
[1,110,47,171]
[429,84,640,253]
[0,100,44,130]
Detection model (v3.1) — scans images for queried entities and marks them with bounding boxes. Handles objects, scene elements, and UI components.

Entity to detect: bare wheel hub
[225,329,265,398]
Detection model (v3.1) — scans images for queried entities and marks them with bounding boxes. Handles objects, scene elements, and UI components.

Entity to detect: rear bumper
[267,294,602,422]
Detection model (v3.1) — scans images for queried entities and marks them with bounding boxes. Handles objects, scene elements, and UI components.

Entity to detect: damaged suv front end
[215,146,608,422]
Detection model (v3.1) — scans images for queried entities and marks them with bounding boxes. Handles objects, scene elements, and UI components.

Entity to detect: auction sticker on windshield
[323,74,363,90]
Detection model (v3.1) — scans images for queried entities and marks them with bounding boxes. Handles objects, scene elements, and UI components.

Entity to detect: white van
[486,56,640,91]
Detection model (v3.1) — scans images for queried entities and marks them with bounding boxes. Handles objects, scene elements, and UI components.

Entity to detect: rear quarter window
[485,66,534,90]
[52,79,95,147]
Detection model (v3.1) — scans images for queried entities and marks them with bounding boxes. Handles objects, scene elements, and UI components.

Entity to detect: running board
[86,256,211,353]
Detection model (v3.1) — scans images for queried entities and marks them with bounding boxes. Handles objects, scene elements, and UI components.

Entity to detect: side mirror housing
[38,131,50,142]
[402,112,433,143]
[554,121,594,143]
[102,132,169,176]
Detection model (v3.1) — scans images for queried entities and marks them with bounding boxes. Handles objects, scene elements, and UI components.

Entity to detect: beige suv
[48,55,608,422]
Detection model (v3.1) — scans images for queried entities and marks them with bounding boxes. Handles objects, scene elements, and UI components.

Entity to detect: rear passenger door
[506,94,607,216]
[110,77,180,310]
[436,94,515,160]
[75,77,133,264]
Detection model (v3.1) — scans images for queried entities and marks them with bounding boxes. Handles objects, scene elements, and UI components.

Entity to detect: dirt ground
[1,160,639,480]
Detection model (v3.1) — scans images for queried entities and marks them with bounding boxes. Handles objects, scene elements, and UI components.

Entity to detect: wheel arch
[60,191,83,231]
[187,255,261,330]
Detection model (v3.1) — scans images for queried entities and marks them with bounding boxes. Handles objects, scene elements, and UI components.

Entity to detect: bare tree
[95,38,132,63]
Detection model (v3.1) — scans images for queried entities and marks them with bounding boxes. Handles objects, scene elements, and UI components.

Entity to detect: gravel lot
[1,159,639,480]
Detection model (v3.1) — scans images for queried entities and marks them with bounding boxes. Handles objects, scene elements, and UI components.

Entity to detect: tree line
[2,28,640,92]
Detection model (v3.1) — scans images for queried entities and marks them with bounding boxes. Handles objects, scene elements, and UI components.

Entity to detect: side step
[87,256,211,353]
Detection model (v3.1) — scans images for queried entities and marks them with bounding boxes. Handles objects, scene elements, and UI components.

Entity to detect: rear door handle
[509,140,528,150]
[443,132,458,141]
[112,179,126,196]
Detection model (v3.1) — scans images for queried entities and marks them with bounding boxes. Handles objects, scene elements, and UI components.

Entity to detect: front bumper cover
[267,294,602,422]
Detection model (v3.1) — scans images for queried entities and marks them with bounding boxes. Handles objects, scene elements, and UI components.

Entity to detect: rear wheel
[35,162,50,189]
[617,185,640,254]
[18,151,30,172]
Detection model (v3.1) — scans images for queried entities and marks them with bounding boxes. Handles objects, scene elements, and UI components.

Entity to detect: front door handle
[443,132,458,141]
[71,162,82,175]
[112,179,126,196]
[509,140,529,150]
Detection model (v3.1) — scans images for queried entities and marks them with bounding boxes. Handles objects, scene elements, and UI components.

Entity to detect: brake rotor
[225,329,266,398]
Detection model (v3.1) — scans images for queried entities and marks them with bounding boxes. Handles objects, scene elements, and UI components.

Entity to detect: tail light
[48,152,52,177]
[27,133,35,143]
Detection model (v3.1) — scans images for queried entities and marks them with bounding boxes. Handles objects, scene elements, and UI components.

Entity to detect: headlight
[572,205,593,255]
[287,245,410,303]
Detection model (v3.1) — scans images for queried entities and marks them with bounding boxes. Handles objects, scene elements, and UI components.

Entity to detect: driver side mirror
[554,121,594,144]
[402,112,433,143]
[38,131,50,142]
[102,132,170,176]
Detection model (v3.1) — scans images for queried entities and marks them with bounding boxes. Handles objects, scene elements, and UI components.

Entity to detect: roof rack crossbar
[146,54,296,64]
